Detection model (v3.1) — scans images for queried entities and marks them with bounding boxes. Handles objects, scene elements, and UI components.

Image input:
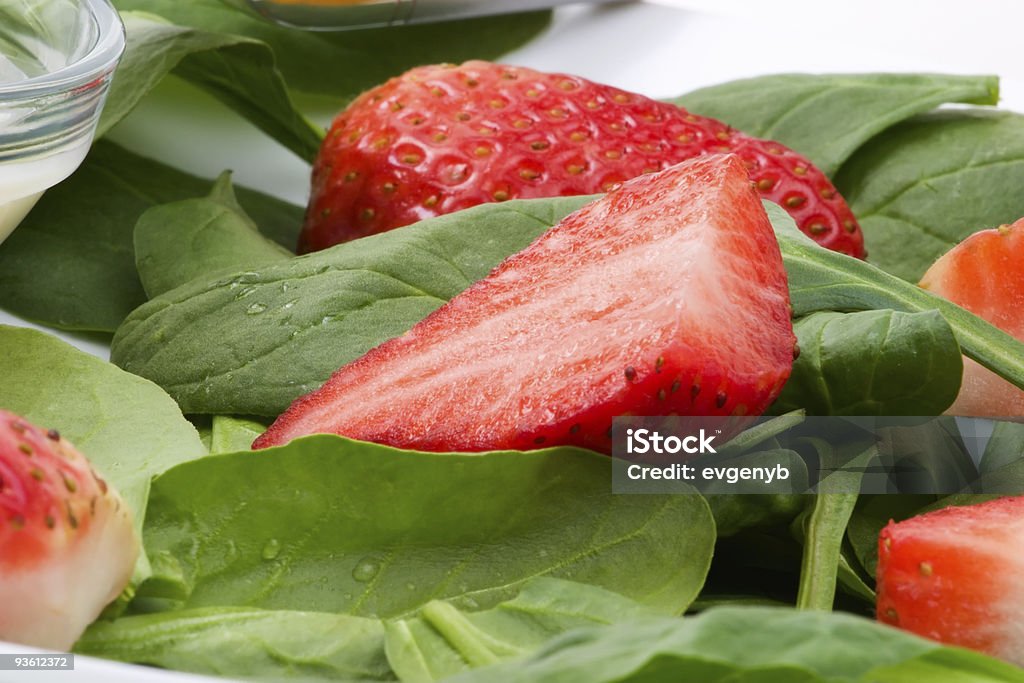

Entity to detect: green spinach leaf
[111,0,551,102]
[76,607,394,681]
[76,579,654,682]
[675,73,998,176]
[0,141,302,332]
[0,325,206,584]
[135,172,291,298]
[772,309,962,416]
[140,435,715,618]
[443,607,1024,683]
[836,110,1024,281]
[102,12,322,161]
[767,203,1024,399]
[112,196,593,416]
[384,579,657,682]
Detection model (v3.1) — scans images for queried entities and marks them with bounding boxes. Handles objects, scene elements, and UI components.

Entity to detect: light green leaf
[140,435,716,618]
[0,325,206,584]
[444,607,1024,683]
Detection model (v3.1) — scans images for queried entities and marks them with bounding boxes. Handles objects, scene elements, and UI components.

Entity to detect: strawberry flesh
[0,409,138,650]
[920,218,1024,416]
[301,61,864,258]
[876,496,1024,665]
[256,155,795,452]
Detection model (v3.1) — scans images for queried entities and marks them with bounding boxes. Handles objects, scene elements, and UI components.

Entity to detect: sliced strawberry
[301,61,864,258]
[0,409,138,650]
[256,155,795,453]
[920,218,1024,416]
[877,496,1024,665]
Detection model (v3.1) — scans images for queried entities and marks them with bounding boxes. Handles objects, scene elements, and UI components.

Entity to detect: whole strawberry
[0,409,138,650]
[302,61,864,257]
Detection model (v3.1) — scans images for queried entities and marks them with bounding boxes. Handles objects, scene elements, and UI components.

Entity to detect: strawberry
[876,496,1024,665]
[920,218,1024,416]
[256,155,795,453]
[0,409,138,650]
[300,60,864,258]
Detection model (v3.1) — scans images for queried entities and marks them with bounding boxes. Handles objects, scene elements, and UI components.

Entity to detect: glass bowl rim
[0,0,125,100]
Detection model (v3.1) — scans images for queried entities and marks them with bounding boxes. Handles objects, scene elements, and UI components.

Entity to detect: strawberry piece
[920,218,1024,416]
[256,155,795,453]
[301,60,864,258]
[877,496,1024,665]
[0,409,138,650]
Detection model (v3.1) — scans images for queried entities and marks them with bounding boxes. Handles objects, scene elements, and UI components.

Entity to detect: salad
[3,2,1024,682]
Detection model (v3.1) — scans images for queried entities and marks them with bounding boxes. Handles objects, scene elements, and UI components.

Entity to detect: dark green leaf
[111,196,593,416]
[836,110,1024,281]
[981,420,1024,474]
[767,202,1024,400]
[135,172,291,298]
[675,73,998,176]
[101,13,322,161]
[112,0,551,101]
[772,310,962,416]
[0,141,302,332]
[140,435,716,618]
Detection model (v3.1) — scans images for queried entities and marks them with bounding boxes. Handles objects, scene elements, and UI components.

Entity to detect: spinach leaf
[384,579,657,682]
[111,196,593,416]
[836,110,1024,281]
[76,607,394,681]
[767,203,1024,399]
[0,325,206,584]
[209,416,268,455]
[112,0,551,101]
[76,579,654,682]
[791,439,873,611]
[443,607,1024,683]
[140,435,715,618]
[135,172,291,298]
[102,12,322,162]
[771,310,962,416]
[0,141,302,332]
[675,73,998,176]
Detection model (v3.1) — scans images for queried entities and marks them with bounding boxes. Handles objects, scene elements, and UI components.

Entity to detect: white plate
[0,1,1021,679]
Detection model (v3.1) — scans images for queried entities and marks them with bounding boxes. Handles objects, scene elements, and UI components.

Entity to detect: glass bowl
[0,0,125,244]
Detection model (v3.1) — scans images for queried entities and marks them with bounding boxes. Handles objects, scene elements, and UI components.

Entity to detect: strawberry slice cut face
[256,155,795,453]
[920,218,1024,416]
[877,496,1024,666]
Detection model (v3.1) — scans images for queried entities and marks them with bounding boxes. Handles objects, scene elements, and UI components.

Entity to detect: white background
[0,0,1022,679]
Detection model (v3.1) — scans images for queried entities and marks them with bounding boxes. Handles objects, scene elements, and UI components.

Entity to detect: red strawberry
[920,218,1024,416]
[0,409,138,650]
[301,60,863,258]
[256,155,795,452]
[876,496,1024,665]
